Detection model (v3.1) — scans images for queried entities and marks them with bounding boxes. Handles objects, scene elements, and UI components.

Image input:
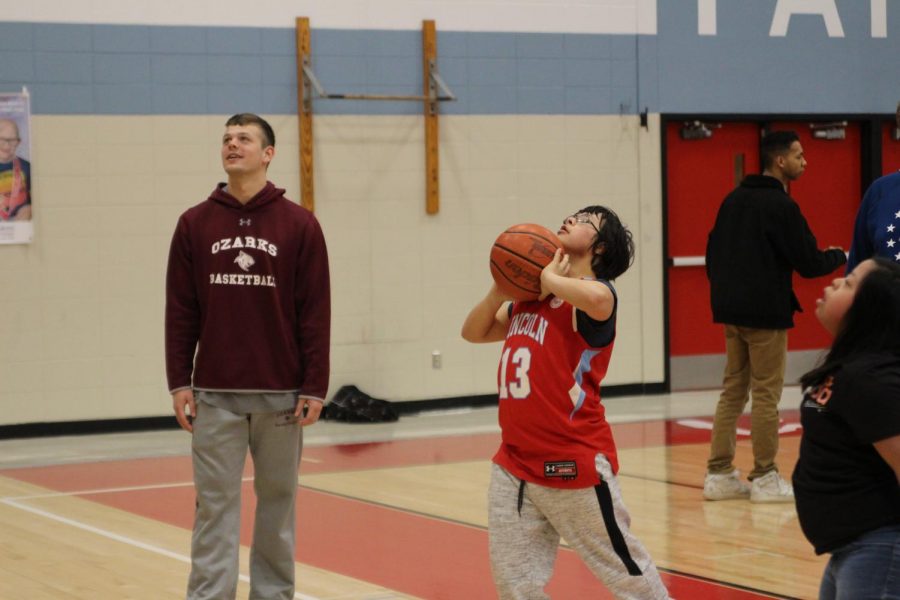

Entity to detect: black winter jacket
[706,175,846,329]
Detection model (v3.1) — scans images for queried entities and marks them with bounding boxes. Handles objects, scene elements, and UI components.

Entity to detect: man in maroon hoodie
[165,113,330,600]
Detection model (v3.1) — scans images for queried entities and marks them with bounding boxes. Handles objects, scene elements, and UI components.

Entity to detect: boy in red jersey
[166,114,330,600]
[462,207,668,599]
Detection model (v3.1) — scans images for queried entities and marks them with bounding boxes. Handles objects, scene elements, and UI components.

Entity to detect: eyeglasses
[0,137,19,146]
[565,213,601,234]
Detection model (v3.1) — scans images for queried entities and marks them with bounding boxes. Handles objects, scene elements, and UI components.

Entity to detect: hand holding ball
[490,224,562,301]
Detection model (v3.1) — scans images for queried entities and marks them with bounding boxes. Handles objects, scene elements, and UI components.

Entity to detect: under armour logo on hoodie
[239,218,251,226]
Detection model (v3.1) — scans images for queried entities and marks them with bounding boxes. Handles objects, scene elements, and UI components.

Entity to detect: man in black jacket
[703,130,846,503]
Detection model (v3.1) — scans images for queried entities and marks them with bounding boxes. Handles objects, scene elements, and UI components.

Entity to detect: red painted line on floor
[75,483,778,600]
[302,432,502,473]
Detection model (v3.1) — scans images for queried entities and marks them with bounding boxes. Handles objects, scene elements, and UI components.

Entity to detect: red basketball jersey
[493,288,618,489]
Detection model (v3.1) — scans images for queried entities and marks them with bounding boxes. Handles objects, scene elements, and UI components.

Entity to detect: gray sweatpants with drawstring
[187,400,303,600]
[488,456,669,600]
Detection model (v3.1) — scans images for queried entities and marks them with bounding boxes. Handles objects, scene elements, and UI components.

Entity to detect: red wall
[883,122,900,175]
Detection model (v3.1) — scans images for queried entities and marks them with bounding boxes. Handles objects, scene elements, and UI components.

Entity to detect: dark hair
[760,130,799,169]
[225,113,275,148]
[800,257,900,388]
[578,205,635,280]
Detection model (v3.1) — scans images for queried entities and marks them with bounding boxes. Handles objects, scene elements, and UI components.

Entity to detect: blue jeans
[819,525,900,600]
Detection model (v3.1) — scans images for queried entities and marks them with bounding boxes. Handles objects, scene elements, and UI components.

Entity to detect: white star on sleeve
[889,239,897,248]
[889,224,896,233]
[895,252,900,261]
[895,210,900,219]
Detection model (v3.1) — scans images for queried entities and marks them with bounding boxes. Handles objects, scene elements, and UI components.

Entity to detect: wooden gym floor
[0,389,825,599]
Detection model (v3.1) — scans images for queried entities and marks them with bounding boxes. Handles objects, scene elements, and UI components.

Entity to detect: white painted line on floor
[0,472,323,502]
[3,479,199,500]
[0,496,321,600]
[676,418,731,432]
[306,423,501,448]
[1,477,252,501]
[676,418,802,436]
[0,464,338,502]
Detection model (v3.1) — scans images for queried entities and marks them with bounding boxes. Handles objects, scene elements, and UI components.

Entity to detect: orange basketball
[490,224,562,301]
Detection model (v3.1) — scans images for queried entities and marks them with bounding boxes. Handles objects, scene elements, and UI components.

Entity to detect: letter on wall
[770,0,845,37]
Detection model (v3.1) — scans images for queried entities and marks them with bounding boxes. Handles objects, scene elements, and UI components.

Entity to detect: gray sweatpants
[488,457,669,600]
[187,401,303,600]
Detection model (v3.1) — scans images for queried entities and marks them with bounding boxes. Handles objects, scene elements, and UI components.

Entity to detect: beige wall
[0,113,664,426]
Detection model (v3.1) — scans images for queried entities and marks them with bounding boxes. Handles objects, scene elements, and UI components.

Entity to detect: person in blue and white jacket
[846,102,900,273]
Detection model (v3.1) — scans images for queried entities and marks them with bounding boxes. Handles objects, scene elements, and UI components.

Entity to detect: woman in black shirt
[795,257,900,600]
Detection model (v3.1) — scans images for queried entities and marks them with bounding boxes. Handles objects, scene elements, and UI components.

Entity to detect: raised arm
[540,249,615,321]
[461,284,512,343]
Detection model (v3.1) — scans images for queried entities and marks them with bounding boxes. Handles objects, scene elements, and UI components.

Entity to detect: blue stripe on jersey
[570,349,600,420]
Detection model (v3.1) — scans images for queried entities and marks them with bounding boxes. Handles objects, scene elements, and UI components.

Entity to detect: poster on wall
[0,90,33,244]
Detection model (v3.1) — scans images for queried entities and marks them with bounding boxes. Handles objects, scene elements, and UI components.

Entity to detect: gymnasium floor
[0,388,824,600]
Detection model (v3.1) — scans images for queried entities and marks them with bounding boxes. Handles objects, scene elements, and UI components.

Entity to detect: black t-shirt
[793,354,900,554]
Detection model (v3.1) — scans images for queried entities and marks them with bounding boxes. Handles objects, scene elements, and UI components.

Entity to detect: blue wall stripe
[261,29,297,56]
[565,59,611,87]
[94,83,152,114]
[207,55,263,84]
[564,34,611,59]
[35,52,92,84]
[467,32,516,58]
[93,25,151,53]
[152,84,207,114]
[3,7,900,116]
[33,23,92,52]
[467,58,516,86]
[0,22,33,51]
[150,27,206,53]
[207,27,262,55]
[94,54,151,84]
[516,33,565,58]
[29,83,93,113]
[0,52,34,81]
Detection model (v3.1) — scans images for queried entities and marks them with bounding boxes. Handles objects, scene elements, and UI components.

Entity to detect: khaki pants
[707,325,787,480]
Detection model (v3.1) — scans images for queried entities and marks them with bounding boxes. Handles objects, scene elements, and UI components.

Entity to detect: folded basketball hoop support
[295,17,456,214]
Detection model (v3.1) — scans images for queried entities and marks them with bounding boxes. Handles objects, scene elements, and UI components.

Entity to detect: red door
[883,121,900,175]
[666,121,758,359]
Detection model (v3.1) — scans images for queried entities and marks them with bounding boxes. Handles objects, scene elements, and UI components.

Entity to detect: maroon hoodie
[165,182,330,401]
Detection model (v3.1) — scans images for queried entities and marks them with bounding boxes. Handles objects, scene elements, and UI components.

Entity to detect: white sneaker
[750,471,794,504]
[703,469,751,500]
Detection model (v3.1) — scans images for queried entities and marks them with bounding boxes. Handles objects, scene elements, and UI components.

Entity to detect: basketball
[490,224,562,301]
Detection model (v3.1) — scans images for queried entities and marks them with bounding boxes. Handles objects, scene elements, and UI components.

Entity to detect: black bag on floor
[322,385,400,423]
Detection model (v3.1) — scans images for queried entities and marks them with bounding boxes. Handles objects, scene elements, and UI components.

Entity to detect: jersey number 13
[499,347,532,399]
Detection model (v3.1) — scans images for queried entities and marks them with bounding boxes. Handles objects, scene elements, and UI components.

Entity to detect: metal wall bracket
[295,18,455,214]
